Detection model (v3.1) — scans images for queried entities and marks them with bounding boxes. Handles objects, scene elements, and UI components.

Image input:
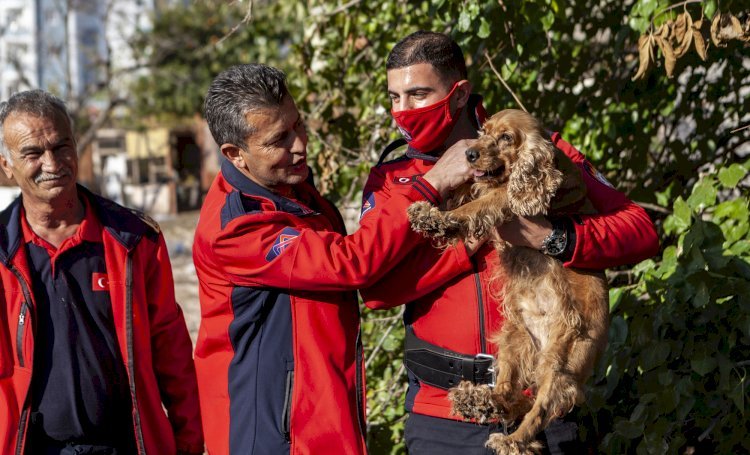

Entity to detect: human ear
[453,80,472,109]
[220,144,246,170]
[0,155,14,180]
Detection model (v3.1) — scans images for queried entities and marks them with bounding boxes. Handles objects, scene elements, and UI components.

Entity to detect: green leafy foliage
[129,0,750,452]
[587,161,750,454]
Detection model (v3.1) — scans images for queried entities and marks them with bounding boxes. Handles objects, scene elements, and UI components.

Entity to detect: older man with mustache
[0,90,204,455]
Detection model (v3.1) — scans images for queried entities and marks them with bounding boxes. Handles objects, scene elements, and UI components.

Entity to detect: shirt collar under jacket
[20,195,103,258]
[220,159,318,217]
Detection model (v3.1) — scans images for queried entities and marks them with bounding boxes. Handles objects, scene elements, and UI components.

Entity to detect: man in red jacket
[0,90,204,454]
[360,31,660,454]
[193,63,477,454]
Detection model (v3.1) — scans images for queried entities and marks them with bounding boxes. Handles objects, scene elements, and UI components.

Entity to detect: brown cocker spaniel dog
[407,109,609,455]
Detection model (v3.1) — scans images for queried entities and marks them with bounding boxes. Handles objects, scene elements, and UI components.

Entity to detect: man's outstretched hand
[422,139,477,198]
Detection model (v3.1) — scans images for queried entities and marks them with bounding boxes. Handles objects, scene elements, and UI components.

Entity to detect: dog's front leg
[442,188,512,240]
[407,201,464,242]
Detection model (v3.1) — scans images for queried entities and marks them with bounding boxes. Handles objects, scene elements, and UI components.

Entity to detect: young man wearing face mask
[359,31,659,454]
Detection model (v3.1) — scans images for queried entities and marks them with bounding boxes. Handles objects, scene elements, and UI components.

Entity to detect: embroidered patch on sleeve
[360,193,376,219]
[265,227,300,261]
[583,161,615,189]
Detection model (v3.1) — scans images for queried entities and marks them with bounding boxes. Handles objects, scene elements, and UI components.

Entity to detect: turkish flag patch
[92,272,109,291]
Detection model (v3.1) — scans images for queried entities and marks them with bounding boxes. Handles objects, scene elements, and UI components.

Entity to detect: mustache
[34,169,71,183]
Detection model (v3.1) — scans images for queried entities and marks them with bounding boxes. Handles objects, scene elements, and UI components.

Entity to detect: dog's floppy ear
[507,130,563,217]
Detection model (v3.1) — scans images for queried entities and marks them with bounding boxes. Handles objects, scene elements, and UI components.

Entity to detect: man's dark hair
[0,89,72,160]
[386,31,468,83]
[204,63,290,149]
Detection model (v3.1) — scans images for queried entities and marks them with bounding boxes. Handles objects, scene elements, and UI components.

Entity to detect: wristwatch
[540,217,568,257]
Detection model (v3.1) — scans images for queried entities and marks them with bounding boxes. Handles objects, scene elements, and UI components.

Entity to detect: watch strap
[541,216,576,262]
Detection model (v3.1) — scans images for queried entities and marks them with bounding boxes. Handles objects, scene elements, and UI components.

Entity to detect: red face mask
[391,82,462,154]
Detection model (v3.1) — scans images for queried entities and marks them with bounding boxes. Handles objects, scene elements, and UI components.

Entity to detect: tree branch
[365,307,404,370]
[214,0,253,47]
[323,0,365,17]
[76,97,126,155]
[653,0,704,21]
[636,201,671,214]
[484,50,528,113]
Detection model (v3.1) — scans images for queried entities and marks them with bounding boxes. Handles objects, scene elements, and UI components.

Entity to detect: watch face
[542,229,567,256]
[546,236,566,255]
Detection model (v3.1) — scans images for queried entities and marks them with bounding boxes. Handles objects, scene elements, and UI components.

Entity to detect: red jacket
[0,187,204,455]
[193,161,442,454]
[360,133,660,420]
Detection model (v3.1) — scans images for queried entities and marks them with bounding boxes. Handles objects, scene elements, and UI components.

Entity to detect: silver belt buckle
[474,353,496,388]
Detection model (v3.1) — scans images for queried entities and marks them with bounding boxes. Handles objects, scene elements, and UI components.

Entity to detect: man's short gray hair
[0,89,73,161]
[204,63,290,150]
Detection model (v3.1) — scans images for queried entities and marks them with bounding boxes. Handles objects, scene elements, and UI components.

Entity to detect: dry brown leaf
[741,14,750,42]
[672,12,694,58]
[632,33,654,81]
[711,12,743,47]
[655,35,676,78]
[692,19,709,60]
[711,12,722,47]
[657,21,673,40]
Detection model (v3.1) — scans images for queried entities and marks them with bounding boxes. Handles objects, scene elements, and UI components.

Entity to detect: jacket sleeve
[144,234,205,454]
[359,166,474,309]
[552,133,660,269]
[208,179,443,291]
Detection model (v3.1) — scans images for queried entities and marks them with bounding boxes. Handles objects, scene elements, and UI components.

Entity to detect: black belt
[404,326,495,390]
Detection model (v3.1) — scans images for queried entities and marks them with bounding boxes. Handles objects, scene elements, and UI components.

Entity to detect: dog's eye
[500,133,513,143]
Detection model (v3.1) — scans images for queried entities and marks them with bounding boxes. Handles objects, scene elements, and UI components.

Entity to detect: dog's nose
[465,148,479,163]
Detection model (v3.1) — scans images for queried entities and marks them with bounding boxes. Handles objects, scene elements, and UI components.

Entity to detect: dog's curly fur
[408,110,609,455]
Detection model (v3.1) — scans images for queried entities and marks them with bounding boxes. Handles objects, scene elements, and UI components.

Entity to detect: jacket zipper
[9,265,32,455]
[124,253,147,454]
[9,266,32,368]
[354,326,367,441]
[473,271,487,353]
[281,369,294,442]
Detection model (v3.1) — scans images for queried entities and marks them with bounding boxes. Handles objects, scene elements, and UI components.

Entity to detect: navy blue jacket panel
[228,286,294,454]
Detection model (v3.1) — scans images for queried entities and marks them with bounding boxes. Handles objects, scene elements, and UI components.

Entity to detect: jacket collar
[0,185,148,263]
[221,159,316,217]
[0,195,23,265]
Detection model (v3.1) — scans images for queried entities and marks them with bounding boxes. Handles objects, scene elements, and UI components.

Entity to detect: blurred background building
[0,0,214,215]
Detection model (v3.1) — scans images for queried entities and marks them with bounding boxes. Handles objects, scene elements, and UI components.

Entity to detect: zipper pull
[18,312,25,325]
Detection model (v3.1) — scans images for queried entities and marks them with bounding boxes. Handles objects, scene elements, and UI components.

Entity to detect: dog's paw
[407,202,461,240]
[491,384,532,422]
[448,381,501,424]
[486,433,544,455]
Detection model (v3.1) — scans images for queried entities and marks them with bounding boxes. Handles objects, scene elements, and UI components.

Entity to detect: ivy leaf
[614,419,644,439]
[718,164,747,188]
[478,17,490,39]
[691,355,717,376]
[609,315,628,346]
[728,374,746,413]
[669,197,692,232]
[690,281,710,308]
[640,341,670,371]
[457,9,471,32]
[541,10,555,31]
[609,287,625,312]
[638,0,659,18]
[687,179,717,211]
